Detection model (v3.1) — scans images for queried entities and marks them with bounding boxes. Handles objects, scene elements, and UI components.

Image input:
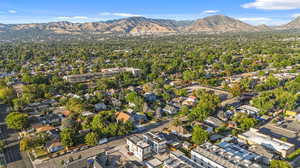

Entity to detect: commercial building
[191,142,263,168]
[164,151,203,168]
[63,67,141,83]
[238,128,295,158]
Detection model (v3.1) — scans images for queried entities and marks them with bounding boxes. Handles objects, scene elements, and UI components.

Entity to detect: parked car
[98,138,108,145]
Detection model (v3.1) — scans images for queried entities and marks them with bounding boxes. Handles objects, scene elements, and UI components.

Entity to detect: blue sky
[1,0,300,25]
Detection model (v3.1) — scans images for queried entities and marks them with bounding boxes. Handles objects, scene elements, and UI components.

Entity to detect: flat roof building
[126,135,152,161]
[238,128,295,158]
[164,151,204,168]
[191,142,263,168]
[143,131,168,154]
[64,67,141,83]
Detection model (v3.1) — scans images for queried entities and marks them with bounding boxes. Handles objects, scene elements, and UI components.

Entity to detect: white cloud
[238,17,271,22]
[237,17,272,25]
[99,12,141,17]
[242,0,300,10]
[202,10,219,14]
[8,10,17,14]
[56,16,89,20]
[292,13,300,18]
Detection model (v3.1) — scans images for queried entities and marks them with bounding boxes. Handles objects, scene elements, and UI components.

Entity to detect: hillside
[184,15,258,32]
[281,16,300,30]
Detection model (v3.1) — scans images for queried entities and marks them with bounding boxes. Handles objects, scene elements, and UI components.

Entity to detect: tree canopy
[5,112,29,130]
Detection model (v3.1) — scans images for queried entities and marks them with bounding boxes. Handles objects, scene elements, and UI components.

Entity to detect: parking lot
[4,145,22,164]
[0,104,32,168]
[0,125,8,139]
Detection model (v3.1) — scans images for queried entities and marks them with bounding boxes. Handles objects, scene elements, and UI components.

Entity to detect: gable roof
[36,125,55,133]
[116,112,132,122]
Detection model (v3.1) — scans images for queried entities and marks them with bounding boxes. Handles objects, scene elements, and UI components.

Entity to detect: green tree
[66,98,85,113]
[125,92,144,111]
[85,132,98,146]
[20,138,31,151]
[189,91,220,121]
[192,125,209,145]
[60,128,76,148]
[183,70,199,81]
[0,87,16,104]
[230,83,244,97]
[240,118,258,131]
[270,160,292,168]
[0,140,5,152]
[5,112,29,130]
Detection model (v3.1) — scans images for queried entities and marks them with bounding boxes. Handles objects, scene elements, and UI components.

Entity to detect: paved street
[35,119,172,168]
[4,145,22,164]
[0,125,8,139]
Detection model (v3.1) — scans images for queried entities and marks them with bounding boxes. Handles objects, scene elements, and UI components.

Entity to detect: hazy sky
[1,0,300,25]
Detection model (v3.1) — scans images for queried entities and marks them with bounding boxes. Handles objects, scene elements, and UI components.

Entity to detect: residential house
[133,113,148,125]
[144,93,157,102]
[170,125,191,137]
[111,98,122,107]
[95,103,107,111]
[36,125,55,133]
[47,142,64,153]
[81,111,95,118]
[54,107,71,118]
[116,112,134,123]
[237,105,260,116]
[41,113,61,126]
[162,105,178,115]
[182,96,197,106]
[204,116,224,128]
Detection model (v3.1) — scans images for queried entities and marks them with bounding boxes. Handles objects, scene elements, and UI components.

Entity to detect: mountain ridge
[1,15,300,38]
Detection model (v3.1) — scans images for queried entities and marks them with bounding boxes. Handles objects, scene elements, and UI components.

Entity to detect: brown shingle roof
[116,112,132,122]
[36,126,55,133]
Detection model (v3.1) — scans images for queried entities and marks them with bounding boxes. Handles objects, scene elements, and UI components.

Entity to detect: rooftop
[143,131,167,144]
[239,128,294,152]
[165,151,203,168]
[145,158,162,167]
[192,142,263,168]
[127,135,150,148]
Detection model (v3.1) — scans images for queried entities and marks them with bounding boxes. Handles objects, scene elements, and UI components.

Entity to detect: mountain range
[1,15,300,39]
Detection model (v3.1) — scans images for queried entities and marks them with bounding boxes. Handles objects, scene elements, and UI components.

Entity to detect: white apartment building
[143,131,168,154]
[127,135,152,161]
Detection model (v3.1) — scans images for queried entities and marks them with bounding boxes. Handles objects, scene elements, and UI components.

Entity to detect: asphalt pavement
[0,104,33,168]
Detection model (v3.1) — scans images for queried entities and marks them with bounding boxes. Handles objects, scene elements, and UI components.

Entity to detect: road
[35,119,172,168]
[185,85,233,99]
